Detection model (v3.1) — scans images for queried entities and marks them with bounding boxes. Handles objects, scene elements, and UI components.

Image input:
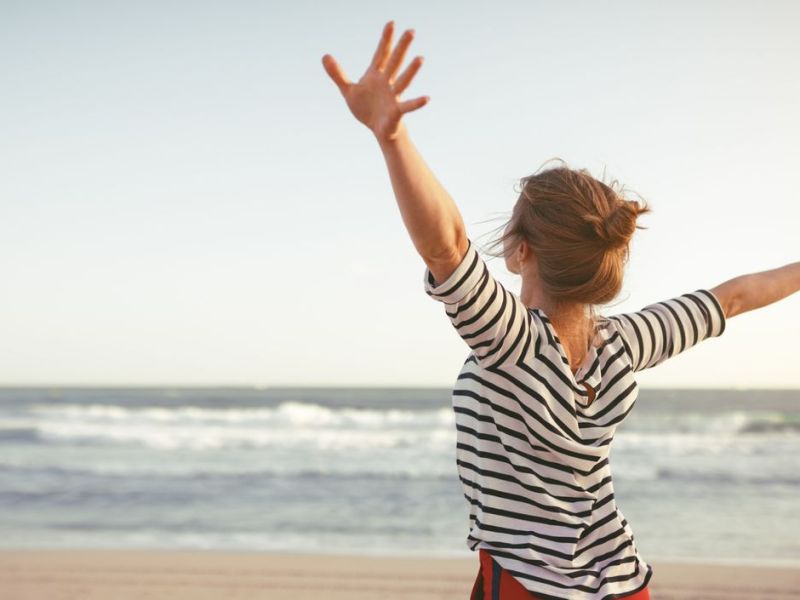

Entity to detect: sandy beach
[0,550,798,600]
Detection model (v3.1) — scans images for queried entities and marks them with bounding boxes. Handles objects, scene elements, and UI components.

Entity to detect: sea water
[0,387,798,565]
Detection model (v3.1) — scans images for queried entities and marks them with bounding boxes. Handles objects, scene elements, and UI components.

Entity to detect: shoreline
[5,546,798,568]
[1,549,799,599]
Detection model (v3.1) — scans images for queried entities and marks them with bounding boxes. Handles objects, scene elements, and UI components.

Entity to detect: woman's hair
[485,159,651,306]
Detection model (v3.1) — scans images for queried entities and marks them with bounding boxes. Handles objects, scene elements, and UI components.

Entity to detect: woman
[322,21,799,600]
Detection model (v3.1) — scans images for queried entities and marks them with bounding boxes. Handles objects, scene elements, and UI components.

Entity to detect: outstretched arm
[709,261,800,319]
[375,122,469,282]
[322,21,468,283]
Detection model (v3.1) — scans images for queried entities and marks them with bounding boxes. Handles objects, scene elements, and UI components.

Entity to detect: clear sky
[1,0,798,388]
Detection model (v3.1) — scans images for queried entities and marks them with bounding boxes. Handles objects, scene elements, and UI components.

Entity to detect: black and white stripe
[425,239,726,600]
[608,289,726,372]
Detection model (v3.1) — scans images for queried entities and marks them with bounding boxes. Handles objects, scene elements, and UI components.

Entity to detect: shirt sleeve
[423,239,535,368]
[607,289,727,372]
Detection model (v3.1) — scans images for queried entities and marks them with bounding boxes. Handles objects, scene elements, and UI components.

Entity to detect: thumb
[322,54,351,95]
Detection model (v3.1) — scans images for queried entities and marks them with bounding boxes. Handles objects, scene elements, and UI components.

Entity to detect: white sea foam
[16,402,798,456]
[29,402,455,429]
[17,402,456,451]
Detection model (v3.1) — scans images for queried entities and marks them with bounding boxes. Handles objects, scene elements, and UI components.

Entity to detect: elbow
[419,226,469,264]
[709,279,742,319]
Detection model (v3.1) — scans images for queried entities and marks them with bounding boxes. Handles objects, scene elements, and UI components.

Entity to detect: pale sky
[1,0,798,388]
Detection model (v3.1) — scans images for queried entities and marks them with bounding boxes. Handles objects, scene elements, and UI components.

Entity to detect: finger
[322,54,351,94]
[385,29,414,81]
[393,56,423,96]
[398,95,429,114]
[369,20,394,72]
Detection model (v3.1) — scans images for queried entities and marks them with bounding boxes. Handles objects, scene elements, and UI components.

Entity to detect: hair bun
[603,202,638,249]
[585,200,642,250]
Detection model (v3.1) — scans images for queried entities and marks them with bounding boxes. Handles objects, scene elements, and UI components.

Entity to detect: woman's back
[425,239,726,599]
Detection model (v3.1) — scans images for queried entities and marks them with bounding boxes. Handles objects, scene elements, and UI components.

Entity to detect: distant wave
[25,402,800,432]
[0,427,40,443]
[2,402,798,454]
[0,461,454,482]
[599,460,800,486]
[1,455,796,490]
[623,409,800,435]
[29,401,454,428]
[2,401,456,451]
[738,419,800,434]
[654,467,800,487]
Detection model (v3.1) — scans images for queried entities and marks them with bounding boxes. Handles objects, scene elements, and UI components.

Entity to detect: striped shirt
[424,239,726,600]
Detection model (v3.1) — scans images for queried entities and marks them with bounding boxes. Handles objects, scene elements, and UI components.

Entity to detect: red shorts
[471,549,650,600]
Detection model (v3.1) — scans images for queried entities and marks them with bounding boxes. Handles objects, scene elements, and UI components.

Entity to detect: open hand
[322,21,429,142]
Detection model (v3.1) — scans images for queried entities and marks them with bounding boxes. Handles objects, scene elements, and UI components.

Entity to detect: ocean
[1,387,798,566]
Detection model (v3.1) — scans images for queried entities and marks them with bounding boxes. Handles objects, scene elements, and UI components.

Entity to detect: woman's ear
[513,240,536,276]
[516,239,530,265]
[516,240,526,262]
[505,239,528,275]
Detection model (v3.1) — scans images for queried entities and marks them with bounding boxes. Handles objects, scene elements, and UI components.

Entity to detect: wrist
[374,121,409,148]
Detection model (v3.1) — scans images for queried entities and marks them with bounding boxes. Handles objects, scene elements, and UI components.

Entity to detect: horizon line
[0,383,797,391]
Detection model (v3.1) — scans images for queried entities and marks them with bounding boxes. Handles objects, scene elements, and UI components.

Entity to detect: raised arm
[709,261,800,319]
[375,123,469,282]
[322,20,468,282]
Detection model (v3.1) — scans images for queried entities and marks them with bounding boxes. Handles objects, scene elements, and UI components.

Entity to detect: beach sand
[1,550,798,599]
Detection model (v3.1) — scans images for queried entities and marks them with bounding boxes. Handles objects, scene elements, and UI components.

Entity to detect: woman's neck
[520,274,598,366]
[520,276,594,327]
